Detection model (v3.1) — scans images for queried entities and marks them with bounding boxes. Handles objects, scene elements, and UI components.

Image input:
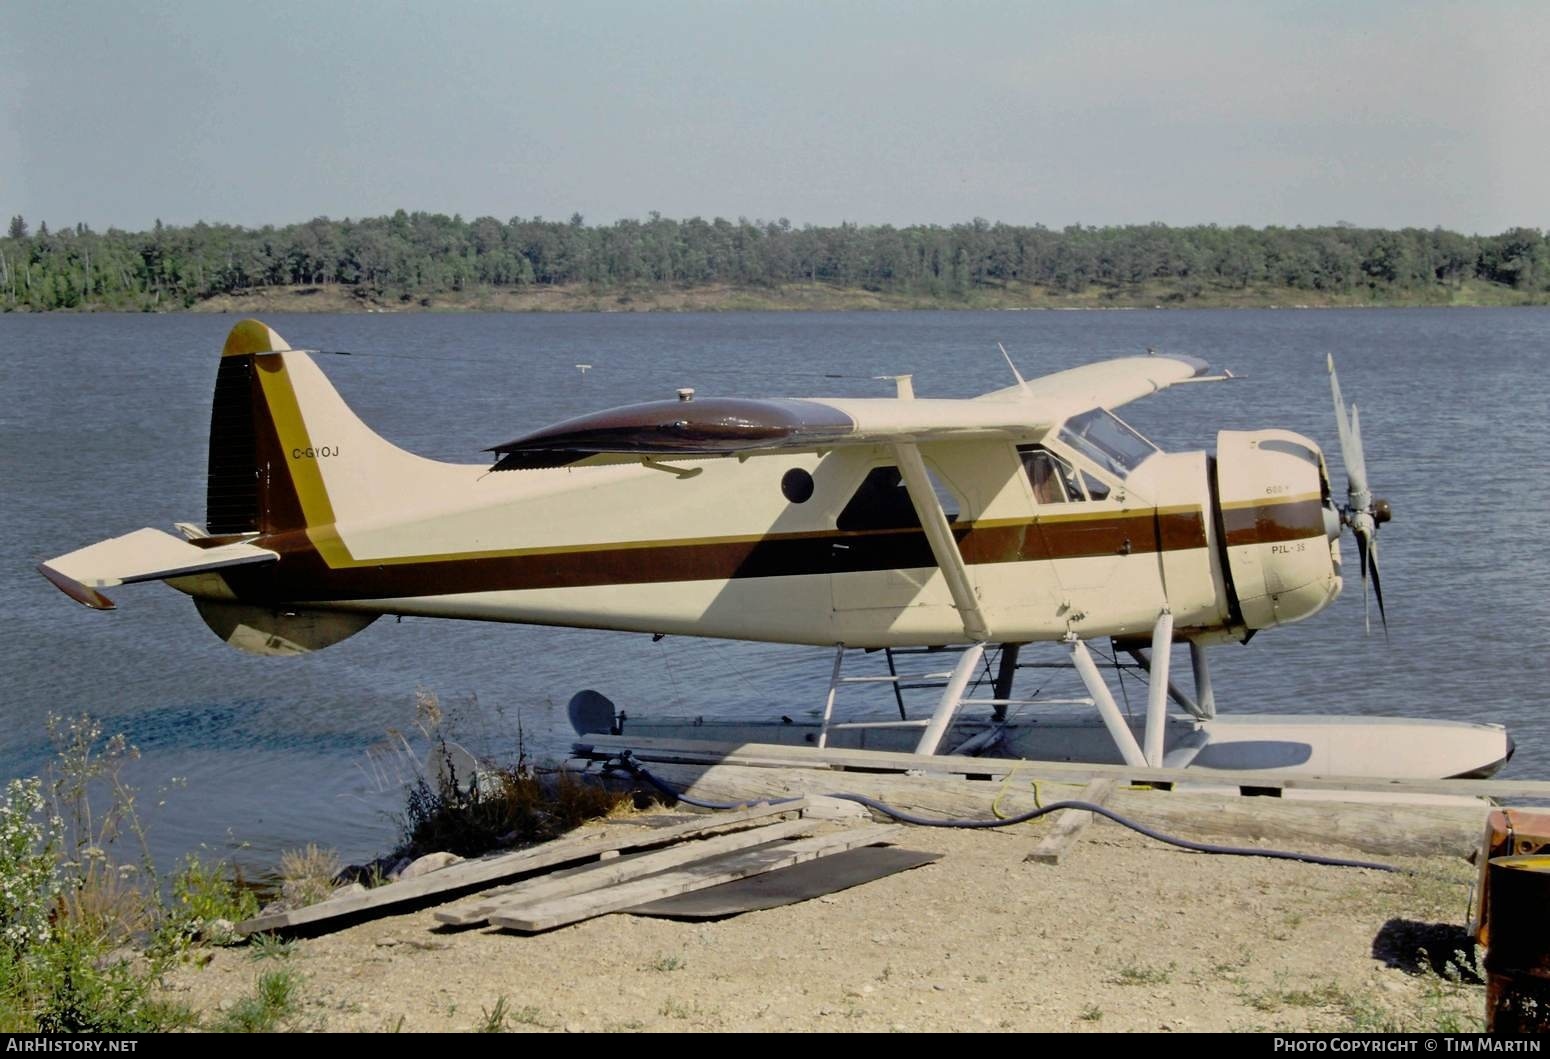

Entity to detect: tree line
[2,210,1546,310]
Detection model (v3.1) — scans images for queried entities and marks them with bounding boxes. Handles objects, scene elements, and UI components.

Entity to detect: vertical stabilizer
[205,321,293,533]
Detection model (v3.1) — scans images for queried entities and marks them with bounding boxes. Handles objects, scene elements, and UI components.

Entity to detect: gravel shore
[164,815,1485,1032]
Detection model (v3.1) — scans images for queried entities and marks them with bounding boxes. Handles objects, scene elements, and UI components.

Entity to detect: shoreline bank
[4,278,1545,315]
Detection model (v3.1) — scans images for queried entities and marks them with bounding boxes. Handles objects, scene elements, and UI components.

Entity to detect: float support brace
[915,643,986,755]
[1143,611,1174,767]
[1190,641,1217,720]
[1126,647,1205,720]
[1069,637,1148,768]
[816,643,847,749]
[991,643,1022,722]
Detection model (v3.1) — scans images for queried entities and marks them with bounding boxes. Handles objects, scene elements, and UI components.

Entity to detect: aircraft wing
[487,396,1050,469]
[975,353,1213,411]
[488,354,1216,469]
[38,528,278,610]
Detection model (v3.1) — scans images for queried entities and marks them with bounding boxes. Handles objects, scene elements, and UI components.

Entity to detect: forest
[2,211,1546,311]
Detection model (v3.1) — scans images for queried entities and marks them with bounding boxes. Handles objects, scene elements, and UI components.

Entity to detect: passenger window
[1081,471,1110,501]
[836,465,959,531]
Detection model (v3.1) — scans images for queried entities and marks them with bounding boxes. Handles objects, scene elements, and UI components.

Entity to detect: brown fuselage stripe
[224,508,1227,604]
[1221,497,1326,547]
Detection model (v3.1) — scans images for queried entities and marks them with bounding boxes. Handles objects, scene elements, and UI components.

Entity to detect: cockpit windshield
[1058,408,1159,479]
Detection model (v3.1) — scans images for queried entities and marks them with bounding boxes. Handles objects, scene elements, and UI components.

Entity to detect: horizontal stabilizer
[38,528,278,610]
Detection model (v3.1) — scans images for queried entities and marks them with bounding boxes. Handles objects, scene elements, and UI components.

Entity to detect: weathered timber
[1026,778,1117,865]
[487,823,901,933]
[625,761,1491,858]
[236,798,805,935]
[579,735,1550,801]
[434,816,815,927]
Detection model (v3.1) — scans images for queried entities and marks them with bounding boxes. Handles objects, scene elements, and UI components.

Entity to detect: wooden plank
[634,761,1494,858]
[579,734,1550,800]
[434,816,815,927]
[236,798,806,935]
[488,824,901,933]
[802,794,872,821]
[1025,779,1117,865]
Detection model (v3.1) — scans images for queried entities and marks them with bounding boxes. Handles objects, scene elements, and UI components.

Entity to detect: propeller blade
[1357,528,1371,636]
[1328,355,1388,641]
[1327,355,1369,503]
[1348,405,1370,507]
[1368,536,1388,641]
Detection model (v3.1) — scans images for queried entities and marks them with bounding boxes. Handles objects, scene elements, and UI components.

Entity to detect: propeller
[1327,355,1393,637]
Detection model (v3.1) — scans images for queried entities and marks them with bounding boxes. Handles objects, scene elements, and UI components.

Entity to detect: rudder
[205,320,283,534]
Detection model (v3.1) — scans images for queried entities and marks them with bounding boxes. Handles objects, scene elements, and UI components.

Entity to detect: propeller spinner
[1327,355,1393,636]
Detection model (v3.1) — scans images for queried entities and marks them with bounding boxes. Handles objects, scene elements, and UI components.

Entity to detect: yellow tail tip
[222,319,293,356]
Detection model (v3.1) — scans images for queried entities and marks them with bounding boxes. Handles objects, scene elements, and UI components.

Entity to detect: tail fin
[208,318,436,538]
[41,319,443,656]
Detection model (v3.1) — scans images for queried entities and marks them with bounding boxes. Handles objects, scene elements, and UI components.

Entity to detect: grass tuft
[478,995,510,1033]
[1111,962,1174,986]
[211,968,302,1033]
[277,844,342,908]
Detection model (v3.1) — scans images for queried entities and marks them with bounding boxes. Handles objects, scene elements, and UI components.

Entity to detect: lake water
[1,307,1546,873]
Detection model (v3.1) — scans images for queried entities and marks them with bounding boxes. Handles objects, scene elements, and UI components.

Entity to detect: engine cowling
[1215,430,1342,633]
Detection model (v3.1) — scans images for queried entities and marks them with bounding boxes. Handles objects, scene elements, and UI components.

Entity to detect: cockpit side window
[1058,408,1159,479]
[1019,446,1082,503]
[1019,445,1119,504]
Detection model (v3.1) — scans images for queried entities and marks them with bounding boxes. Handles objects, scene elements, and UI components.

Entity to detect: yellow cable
[991,765,1044,818]
[991,763,1022,819]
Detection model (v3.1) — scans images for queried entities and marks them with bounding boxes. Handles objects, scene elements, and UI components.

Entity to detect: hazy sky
[2,1,1544,234]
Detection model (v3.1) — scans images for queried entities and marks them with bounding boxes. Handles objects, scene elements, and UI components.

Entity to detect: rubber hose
[610,754,1404,874]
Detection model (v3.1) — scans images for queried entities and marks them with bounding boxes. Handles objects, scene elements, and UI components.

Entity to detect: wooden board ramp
[487,824,902,933]
[434,816,816,928]
[1025,778,1117,865]
[235,798,807,936]
[578,734,1550,802]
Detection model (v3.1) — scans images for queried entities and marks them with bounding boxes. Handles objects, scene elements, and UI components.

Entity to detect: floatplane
[39,320,1512,780]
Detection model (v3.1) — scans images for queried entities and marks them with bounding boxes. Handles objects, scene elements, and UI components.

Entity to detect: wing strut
[890,443,991,643]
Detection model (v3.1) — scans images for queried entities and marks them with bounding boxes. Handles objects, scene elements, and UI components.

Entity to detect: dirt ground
[162,814,1486,1033]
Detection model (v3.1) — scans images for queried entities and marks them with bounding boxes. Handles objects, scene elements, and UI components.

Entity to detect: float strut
[1125,647,1205,720]
[991,643,1022,722]
[1190,641,1217,720]
[1069,637,1148,768]
[915,643,986,755]
[816,643,846,749]
[1143,612,1174,767]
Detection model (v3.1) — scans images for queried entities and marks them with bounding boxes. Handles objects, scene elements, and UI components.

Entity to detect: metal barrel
[1484,854,1550,1032]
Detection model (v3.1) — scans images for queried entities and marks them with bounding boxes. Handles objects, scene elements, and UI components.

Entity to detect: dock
[572,735,1550,858]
